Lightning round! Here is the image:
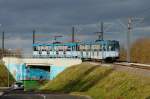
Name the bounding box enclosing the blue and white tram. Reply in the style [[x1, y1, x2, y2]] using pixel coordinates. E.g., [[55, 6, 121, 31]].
[[79, 40, 120, 61], [32, 42, 79, 58], [32, 40, 120, 61]]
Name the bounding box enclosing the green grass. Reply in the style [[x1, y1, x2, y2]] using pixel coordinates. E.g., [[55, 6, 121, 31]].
[[40, 63, 150, 99], [40, 63, 105, 92], [24, 80, 48, 91], [0, 63, 15, 87], [87, 72, 150, 99]]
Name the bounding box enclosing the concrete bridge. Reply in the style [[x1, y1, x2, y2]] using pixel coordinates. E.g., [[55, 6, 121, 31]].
[[2, 57, 82, 81]]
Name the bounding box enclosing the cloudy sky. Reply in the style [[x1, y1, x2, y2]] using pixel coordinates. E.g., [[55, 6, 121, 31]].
[[0, 0, 150, 54]]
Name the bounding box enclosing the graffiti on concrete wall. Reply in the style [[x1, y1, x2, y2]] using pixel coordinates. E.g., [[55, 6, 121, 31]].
[[5, 63, 67, 81]]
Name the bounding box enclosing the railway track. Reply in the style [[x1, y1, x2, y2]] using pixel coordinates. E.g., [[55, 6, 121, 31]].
[[86, 60, 150, 70], [88, 61, 150, 77], [114, 62, 150, 70]]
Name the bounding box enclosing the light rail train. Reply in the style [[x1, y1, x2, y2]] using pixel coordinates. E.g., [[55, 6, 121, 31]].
[[32, 40, 120, 62]]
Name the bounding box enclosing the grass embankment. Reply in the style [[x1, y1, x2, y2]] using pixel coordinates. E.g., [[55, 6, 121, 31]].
[[0, 63, 15, 87], [40, 63, 150, 99]]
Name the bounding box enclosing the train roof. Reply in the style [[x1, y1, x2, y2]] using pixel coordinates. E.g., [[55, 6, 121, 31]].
[[33, 42, 78, 47], [32, 40, 119, 47], [79, 40, 119, 45]]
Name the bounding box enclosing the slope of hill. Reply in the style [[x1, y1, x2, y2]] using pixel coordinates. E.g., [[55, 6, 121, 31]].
[[40, 63, 150, 99], [0, 63, 15, 87]]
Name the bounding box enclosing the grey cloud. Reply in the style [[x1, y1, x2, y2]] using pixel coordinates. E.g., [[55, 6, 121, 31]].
[[0, 0, 150, 54]]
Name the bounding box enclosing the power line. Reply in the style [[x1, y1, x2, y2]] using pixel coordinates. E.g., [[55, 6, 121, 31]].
[[72, 26, 75, 42], [137, 7, 150, 17], [33, 29, 35, 44], [95, 22, 104, 41]]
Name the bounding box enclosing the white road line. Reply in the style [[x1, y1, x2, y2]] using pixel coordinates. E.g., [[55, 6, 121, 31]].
[[39, 94, 46, 99]]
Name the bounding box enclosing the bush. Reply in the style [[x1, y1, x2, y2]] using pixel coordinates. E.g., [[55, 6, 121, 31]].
[[119, 38, 150, 64], [131, 38, 150, 64]]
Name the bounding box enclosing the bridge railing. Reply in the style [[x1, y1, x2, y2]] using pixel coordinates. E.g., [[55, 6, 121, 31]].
[[1, 53, 82, 59]]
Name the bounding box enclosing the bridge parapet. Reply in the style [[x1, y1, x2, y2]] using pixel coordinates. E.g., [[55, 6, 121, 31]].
[[2, 57, 82, 67], [2, 57, 82, 81]]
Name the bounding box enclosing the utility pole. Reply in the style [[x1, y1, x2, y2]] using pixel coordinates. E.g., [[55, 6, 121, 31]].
[[72, 26, 75, 42], [127, 17, 132, 63], [117, 17, 143, 63], [2, 31, 4, 57], [95, 21, 104, 41], [33, 30, 35, 44], [101, 22, 104, 40]]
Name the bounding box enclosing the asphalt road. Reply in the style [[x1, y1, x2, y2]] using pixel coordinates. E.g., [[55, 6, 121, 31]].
[[0, 90, 90, 99], [0, 94, 89, 99]]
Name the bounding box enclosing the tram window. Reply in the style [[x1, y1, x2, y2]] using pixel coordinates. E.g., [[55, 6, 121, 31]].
[[81, 51, 83, 56], [108, 46, 112, 51], [94, 49, 97, 51], [86, 52, 88, 56], [99, 45, 102, 51], [97, 51, 99, 56], [67, 49, 71, 51], [99, 48, 102, 51], [92, 51, 94, 56], [115, 42, 120, 50], [110, 42, 115, 51], [59, 49, 63, 51], [76, 46, 79, 51], [41, 46, 44, 51], [102, 44, 106, 51], [67, 46, 71, 51], [33, 47, 38, 51], [39, 51, 42, 54], [41, 46, 47, 51], [113, 43, 116, 51], [111, 41, 120, 51], [37, 46, 41, 51], [108, 43, 114, 51], [107, 43, 109, 51], [83, 49, 86, 51], [47, 51, 50, 54]]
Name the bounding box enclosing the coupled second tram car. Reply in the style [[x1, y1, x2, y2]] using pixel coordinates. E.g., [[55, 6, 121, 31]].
[[32, 40, 120, 62]]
